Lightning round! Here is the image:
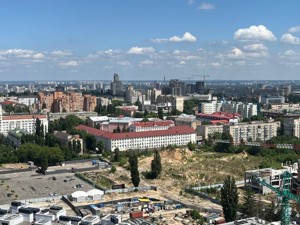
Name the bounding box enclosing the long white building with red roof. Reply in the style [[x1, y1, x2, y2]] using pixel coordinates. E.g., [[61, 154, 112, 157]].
[[129, 120, 174, 132], [0, 114, 48, 135], [76, 125, 196, 151]]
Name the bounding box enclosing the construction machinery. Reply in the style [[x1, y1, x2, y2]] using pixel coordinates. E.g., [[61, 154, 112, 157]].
[[194, 75, 209, 82], [254, 171, 300, 225]]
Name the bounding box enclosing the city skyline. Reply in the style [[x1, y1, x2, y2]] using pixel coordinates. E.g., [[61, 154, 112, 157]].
[[1, 0, 300, 81]]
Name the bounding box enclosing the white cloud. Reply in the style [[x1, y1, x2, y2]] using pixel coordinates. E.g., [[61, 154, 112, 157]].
[[140, 60, 154, 65], [127, 47, 155, 55], [281, 33, 300, 45], [179, 61, 186, 65], [59, 60, 78, 67], [51, 50, 72, 56], [117, 61, 131, 66], [32, 53, 45, 59], [288, 26, 300, 33], [234, 25, 276, 41], [243, 43, 268, 52], [279, 50, 300, 66], [169, 32, 197, 42], [187, 0, 195, 5], [152, 32, 197, 43], [227, 47, 245, 59], [198, 2, 215, 10]]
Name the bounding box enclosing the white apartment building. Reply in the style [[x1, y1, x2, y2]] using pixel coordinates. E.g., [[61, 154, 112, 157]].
[[129, 120, 174, 132], [223, 120, 280, 145], [197, 124, 224, 140], [18, 96, 38, 107], [200, 101, 221, 114], [0, 114, 48, 136], [221, 102, 257, 118], [76, 125, 196, 151]]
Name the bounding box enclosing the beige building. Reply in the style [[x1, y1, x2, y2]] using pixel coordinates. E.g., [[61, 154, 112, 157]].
[[223, 120, 281, 145], [197, 124, 224, 140], [156, 95, 184, 112], [270, 103, 300, 111], [38, 91, 97, 113], [175, 117, 201, 130]]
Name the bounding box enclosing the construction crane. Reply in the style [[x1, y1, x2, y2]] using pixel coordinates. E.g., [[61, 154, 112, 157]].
[[180, 77, 194, 81], [254, 171, 300, 225], [193, 75, 209, 82]]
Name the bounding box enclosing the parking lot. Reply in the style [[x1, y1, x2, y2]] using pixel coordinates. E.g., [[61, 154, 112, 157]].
[[0, 171, 95, 204]]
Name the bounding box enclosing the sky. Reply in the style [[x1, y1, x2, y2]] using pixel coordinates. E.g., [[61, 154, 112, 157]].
[[1, 0, 300, 81]]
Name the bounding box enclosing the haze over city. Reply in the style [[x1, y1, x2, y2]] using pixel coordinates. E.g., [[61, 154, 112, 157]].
[[1, 0, 300, 80]]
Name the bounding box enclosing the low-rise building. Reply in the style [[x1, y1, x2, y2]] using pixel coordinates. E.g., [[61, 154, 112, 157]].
[[7, 129, 28, 148], [197, 124, 224, 140], [197, 112, 240, 123], [87, 116, 109, 128], [76, 125, 196, 151], [54, 131, 83, 154]]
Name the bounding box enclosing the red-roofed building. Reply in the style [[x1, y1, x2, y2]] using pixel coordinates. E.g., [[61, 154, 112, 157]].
[[129, 120, 174, 132], [76, 125, 196, 151], [210, 120, 229, 125], [197, 112, 241, 122], [0, 100, 16, 106], [0, 114, 48, 135]]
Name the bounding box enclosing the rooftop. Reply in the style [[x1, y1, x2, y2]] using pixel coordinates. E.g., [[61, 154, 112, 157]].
[[76, 124, 196, 140], [131, 120, 174, 127]]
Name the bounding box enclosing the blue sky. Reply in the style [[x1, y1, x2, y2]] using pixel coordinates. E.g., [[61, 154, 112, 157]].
[[1, 0, 300, 81]]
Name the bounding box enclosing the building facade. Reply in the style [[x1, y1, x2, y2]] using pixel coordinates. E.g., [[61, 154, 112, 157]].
[[223, 120, 280, 145], [197, 124, 224, 140], [76, 125, 196, 151], [0, 114, 48, 136], [129, 121, 174, 132], [110, 73, 123, 96]]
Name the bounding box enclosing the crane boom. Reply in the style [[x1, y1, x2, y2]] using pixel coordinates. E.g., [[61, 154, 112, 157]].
[[254, 171, 300, 225]]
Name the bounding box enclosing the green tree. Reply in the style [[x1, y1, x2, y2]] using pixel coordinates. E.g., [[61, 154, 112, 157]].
[[85, 134, 97, 150], [38, 155, 48, 174], [96, 140, 104, 153], [241, 189, 256, 217], [135, 100, 143, 111], [35, 118, 44, 137], [188, 141, 196, 151], [114, 147, 120, 162], [221, 176, 239, 222], [129, 154, 140, 187], [76, 140, 82, 153], [143, 109, 149, 117], [42, 102, 47, 109], [265, 199, 281, 222], [158, 108, 163, 120], [150, 150, 162, 179]]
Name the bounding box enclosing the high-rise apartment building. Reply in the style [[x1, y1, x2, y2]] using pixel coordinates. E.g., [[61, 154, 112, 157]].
[[110, 73, 123, 96]]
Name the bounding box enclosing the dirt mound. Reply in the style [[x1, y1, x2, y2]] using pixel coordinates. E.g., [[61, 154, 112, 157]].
[[160, 148, 193, 163]]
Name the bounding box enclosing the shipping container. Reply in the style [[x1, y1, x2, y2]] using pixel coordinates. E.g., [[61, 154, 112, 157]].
[[129, 211, 143, 219]]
